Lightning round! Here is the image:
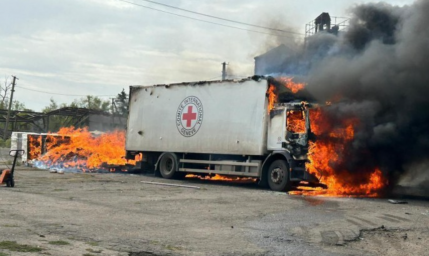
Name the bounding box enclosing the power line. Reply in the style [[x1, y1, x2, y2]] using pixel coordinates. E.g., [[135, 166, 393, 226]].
[[16, 86, 116, 97], [136, 0, 304, 35], [116, 0, 304, 38]]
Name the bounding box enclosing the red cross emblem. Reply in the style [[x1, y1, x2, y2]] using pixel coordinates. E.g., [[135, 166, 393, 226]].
[[176, 96, 203, 137], [182, 106, 197, 128]]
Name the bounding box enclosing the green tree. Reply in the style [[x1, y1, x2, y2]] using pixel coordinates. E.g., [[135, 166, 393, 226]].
[[42, 98, 59, 112], [43, 98, 67, 132], [72, 96, 110, 111], [12, 100, 27, 111], [115, 89, 128, 117]]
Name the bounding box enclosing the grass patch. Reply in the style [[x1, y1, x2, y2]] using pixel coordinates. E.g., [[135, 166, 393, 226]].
[[86, 248, 102, 253], [1, 224, 19, 228], [0, 252, 9, 256], [48, 240, 70, 246], [52, 189, 67, 192], [83, 254, 95, 256], [165, 244, 182, 251], [81, 174, 96, 179], [85, 241, 99, 246], [0, 241, 42, 252]]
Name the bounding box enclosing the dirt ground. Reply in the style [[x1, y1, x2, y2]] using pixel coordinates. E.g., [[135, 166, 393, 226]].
[[0, 167, 428, 256]]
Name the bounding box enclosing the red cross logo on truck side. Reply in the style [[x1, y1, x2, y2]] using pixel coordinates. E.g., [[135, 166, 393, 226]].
[[182, 106, 197, 128], [176, 96, 204, 137]]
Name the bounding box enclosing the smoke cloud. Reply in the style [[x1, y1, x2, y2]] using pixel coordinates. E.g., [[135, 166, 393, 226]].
[[267, 0, 429, 190]]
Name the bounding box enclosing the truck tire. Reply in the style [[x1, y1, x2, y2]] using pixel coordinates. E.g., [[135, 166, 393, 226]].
[[159, 153, 179, 179], [267, 160, 291, 192]]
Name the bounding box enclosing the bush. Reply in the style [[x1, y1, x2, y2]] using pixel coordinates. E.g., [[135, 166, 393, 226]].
[[4, 138, 11, 148], [0, 138, 11, 148]]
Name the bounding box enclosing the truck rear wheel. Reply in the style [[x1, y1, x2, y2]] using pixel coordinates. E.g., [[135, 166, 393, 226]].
[[159, 153, 179, 179], [267, 160, 291, 192]]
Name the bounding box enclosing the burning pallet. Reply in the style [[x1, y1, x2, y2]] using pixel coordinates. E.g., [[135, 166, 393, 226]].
[[11, 128, 142, 173]]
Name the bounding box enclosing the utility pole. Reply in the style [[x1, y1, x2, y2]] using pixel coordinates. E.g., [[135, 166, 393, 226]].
[[222, 62, 227, 81], [4, 76, 17, 139], [110, 98, 116, 126], [87, 96, 91, 109], [111, 98, 115, 114]]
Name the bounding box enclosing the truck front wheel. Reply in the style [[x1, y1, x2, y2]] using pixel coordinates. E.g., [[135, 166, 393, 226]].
[[159, 153, 179, 179], [267, 160, 291, 192]]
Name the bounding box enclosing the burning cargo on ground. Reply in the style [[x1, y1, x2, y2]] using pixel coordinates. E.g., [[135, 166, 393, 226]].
[[12, 128, 141, 173]]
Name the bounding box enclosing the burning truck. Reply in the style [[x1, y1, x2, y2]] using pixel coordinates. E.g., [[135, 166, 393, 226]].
[[14, 76, 385, 196], [125, 76, 322, 191]]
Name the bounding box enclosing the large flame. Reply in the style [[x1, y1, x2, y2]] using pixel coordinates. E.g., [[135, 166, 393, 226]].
[[290, 108, 387, 197], [266, 77, 387, 197], [287, 110, 306, 134], [267, 77, 305, 112], [28, 135, 42, 160], [36, 127, 139, 172]]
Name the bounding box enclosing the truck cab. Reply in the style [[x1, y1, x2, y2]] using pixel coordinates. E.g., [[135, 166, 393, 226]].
[[268, 102, 311, 158], [264, 102, 318, 191]]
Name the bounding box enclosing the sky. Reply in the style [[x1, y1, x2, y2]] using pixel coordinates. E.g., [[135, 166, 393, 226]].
[[1, 0, 415, 111]]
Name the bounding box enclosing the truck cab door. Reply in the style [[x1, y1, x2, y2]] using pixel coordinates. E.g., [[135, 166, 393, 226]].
[[267, 108, 286, 151]]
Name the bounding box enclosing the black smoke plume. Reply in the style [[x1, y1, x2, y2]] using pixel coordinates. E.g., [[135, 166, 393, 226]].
[[268, 0, 429, 192]]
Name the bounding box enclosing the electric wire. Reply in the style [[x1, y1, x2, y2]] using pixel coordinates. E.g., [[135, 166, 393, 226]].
[[136, 0, 304, 35], [116, 0, 304, 38], [16, 86, 116, 97]]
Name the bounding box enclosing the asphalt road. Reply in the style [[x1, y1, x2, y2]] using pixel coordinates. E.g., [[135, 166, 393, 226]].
[[0, 168, 428, 256]]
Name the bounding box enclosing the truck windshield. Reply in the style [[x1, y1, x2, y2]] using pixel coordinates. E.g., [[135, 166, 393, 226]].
[[286, 110, 306, 134]]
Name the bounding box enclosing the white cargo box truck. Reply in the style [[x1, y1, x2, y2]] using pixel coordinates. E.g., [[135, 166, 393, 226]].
[[125, 77, 319, 191]]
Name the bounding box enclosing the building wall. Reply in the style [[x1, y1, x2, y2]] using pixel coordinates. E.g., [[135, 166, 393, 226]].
[[254, 44, 293, 76], [88, 115, 127, 132]]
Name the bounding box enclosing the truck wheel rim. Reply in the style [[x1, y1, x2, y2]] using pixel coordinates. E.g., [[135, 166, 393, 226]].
[[164, 158, 174, 174], [271, 168, 283, 184]]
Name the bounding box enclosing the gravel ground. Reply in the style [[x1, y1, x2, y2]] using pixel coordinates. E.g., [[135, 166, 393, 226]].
[[0, 168, 428, 256]]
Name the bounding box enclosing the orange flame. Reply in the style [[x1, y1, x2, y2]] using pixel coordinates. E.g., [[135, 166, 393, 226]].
[[290, 108, 388, 197], [267, 85, 277, 112], [28, 135, 42, 160], [37, 127, 140, 172], [287, 110, 306, 133], [278, 77, 305, 94], [186, 174, 257, 182], [267, 77, 305, 113]]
